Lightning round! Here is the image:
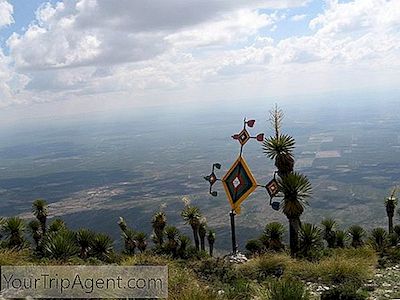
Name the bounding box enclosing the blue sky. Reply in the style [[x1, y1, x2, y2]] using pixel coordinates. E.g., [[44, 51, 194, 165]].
[[0, 0, 399, 117]]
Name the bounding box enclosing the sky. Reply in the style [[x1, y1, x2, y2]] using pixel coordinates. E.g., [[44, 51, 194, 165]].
[[0, 0, 399, 118]]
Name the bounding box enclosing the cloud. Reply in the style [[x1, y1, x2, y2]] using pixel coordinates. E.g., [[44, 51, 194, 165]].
[[0, 0, 13, 28], [291, 14, 307, 22]]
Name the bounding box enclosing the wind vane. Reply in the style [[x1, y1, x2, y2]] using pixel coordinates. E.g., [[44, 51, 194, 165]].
[[204, 118, 281, 254]]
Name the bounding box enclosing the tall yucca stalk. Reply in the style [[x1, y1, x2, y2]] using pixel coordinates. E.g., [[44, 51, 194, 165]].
[[32, 199, 48, 237], [385, 188, 397, 234]]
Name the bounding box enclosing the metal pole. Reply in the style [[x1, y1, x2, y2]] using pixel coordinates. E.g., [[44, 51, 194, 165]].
[[230, 210, 237, 254]]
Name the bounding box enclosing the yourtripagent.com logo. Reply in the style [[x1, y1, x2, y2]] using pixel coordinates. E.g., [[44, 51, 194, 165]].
[[0, 265, 168, 298]]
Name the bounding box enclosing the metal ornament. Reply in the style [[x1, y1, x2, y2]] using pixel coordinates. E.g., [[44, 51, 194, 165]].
[[204, 163, 221, 196]]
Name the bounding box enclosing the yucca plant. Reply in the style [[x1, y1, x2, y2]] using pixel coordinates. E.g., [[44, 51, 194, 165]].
[[335, 230, 347, 248], [151, 211, 167, 246], [181, 205, 202, 251], [48, 218, 66, 233], [278, 172, 312, 256], [4, 217, 25, 249], [164, 225, 180, 256], [90, 233, 113, 261], [298, 223, 323, 259], [394, 224, 400, 240], [369, 227, 388, 252], [177, 235, 191, 258], [263, 222, 285, 251], [263, 106, 295, 178], [28, 220, 42, 251], [76, 228, 95, 259], [32, 199, 48, 236], [43, 230, 79, 260], [348, 225, 365, 248], [321, 218, 337, 248], [118, 217, 136, 255], [207, 229, 216, 257], [135, 232, 147, 253], [198, 220, 207, 252], [385, 188, 397, 234]]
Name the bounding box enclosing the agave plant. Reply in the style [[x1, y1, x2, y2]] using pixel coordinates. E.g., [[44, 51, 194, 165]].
[[91, 233, 114, 261], [207, 229, 216, 257], [28, 219, 42, 250], [177, 235, 191, 258], [335, 230, 347, 248], [151, 211, 167, 246], [181, 205, 202, 251], [164, 225, 180, 256], [369, 227, 388, 252], [348, 225, 365, 248], [135, 232, 147, 253], [263, 222, 285, 251], [3, 217, 26, 249], [278, 172, 312, 256], [76, 228, 95, 259], [198, 219, 207, 252], [385, 188, 397, 234], [32, 199, 48, 236], [298, 223, 323, 259], [43, 230, 79, 260], [321, 218, 337, 248]]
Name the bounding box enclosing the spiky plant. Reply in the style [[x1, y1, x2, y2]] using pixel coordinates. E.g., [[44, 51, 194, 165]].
[[117, 217, 136, 255], [394, 225, 400, 238], [135, 232, 147, 253], [263, 222, 285, 251], [91, 233, 113, 261], [4, 217, 25, 249], [278, 172, 312, 256], [263, 134, 295, 178], [348, 225, 365, 248], [207, 229, 216, 257], [48, 218, 66, 234], [43, 230, 79, 260], [298, 223, 323, 259], [335, 230, 347, 248], [32, 199, 48, 236], [165, 225, 180, 256], [151, 212, 167, 246], [177, 235, 191, 258], [321, 218, 337, 248], [76, 229, 95, 259], [198, 220, 207, 252], [181, 205, 202, 251], [369, 227, 388, 252], [385, 188, 397, 234], [28, 220, 42, 251]]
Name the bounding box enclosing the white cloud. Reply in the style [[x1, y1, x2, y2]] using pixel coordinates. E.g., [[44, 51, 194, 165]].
[[0, 0, 13, 28], [291, 14, 307, 22]]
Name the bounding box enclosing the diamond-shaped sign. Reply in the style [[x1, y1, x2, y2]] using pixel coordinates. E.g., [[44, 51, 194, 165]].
[[237, 129, 250, 146], [222, 156, 257, 213], [265, 178, 279, 198]]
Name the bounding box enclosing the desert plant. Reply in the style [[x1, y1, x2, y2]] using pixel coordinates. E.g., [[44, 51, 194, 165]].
[[28, 219, 42, 251], [43, 230, 79, 260], [181, 205, 202, 251], [198, 220, 207, 251], [335, 230, 347, 248], [32, 199, 48, 236], [48, 218, 66, 233], [265, 277, 310, 300], [207, 229, 216, 257], [385, 188, 397, 234], [320, 284, 367, 300], [394, 224, 400, 237], [118, 217, 136, 255], [165, 226, 180, 256], [90, 233, 113, 261], [369, 227, 388, 252], [263, 222, 285, 251], [348, 225, 365, 248], [76, 228, 95, 259], [177, 235, 191, 258], [321, 218, 337, 248], [298, 223, 323, 259], [278, 172, 312, 256], [135, 232, 147, 253], [3, 217, 25, 249], [246, 239, 264, 255], [151, 211, 166, 246]]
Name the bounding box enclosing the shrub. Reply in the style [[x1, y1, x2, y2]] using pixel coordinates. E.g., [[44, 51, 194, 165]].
[[246, 239, 264, 255], [368, 227, 388, 252], [263, 222, 285, 251], [298, 223, 323, 260], [194, 258, 239, 284], [43, 230, 79, 260], [264, 278, 310, 300], [348, 225, 365, 248]]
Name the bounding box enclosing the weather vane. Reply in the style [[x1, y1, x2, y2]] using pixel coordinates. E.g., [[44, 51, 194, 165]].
[[204, 118, 282, 254]]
